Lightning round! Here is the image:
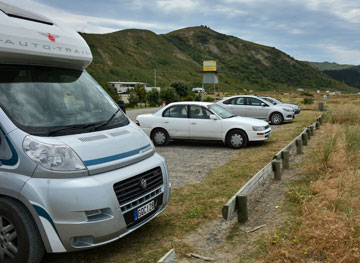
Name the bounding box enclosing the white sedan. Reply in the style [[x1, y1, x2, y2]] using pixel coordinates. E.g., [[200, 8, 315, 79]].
[[136, 102, 271, 149]]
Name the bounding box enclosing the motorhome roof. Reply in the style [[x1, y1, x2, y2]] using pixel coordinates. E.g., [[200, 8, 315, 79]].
[[0, 2, 92, 70]]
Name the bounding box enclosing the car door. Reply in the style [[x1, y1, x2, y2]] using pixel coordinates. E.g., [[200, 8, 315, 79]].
[[227, 97, 247, 116], [189, 105, 221, 139], [246, 97, 268, 119], [162, 105, 189, 138]]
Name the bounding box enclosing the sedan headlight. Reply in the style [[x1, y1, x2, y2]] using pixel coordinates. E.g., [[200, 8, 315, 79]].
[[282, 108, 292, 112], [252, 126, 266, 131], [23, 136, 86, 171]]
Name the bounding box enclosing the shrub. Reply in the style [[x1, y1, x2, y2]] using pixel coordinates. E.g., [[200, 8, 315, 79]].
[[204, 96, 214, 102], [128, 90, 139, 107], [170, 81, 189, 98], [160, 87, 179, 104], [146, 89, 160, 106], [302, 97, 314, 104]]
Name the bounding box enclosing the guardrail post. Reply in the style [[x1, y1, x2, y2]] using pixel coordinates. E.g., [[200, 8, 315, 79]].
[[302, 133, 308, 145], [282, 150, 290, 169], [309, 126, 314, 136], [236, 194, 248, 223], [306, 128, 311, 140], [272, 160, 281, 180], [316, 122, 320, 129], [296, 138, 303, 154]]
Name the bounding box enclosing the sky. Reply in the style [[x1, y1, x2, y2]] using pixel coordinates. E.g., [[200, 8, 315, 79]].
[[2, 0, 360, 65]]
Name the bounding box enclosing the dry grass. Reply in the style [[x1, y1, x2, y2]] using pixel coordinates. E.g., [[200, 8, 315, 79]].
[[263, 105, 360, 263]]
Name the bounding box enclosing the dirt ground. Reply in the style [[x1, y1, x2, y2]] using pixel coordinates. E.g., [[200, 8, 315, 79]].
[[174, 128, 323, 263]]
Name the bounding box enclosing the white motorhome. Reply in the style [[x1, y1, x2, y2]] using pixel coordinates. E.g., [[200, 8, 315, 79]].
[[0, 3, 170, 262]]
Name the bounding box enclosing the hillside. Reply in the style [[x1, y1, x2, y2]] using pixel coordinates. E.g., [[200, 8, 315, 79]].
[[323, 69, 360, 89], [309, 61, 354, 71], [82, 26, 354, 93]]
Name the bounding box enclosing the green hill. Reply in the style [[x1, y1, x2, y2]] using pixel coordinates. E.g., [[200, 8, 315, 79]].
[[82, 26, 354, 93], [309, 62, 354, 71], [323, 69, 360, 89]]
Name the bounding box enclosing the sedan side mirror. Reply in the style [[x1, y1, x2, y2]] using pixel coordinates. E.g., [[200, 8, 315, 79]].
[[210, 114, 218, 120], [261, 103, 266, 107]]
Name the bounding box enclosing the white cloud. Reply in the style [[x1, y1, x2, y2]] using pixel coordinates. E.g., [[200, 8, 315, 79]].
[[156, 0, 199, 12], [317, 44, 360, 64]]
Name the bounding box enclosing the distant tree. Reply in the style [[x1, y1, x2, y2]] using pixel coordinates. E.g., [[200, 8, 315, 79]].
[[171, 81, 189, 98], [160, 87, 178, 104], [101, 82, 119, 102], [134, 84, 147, 103], [128, 90, 139, 106], [147, 89, 160, 106]]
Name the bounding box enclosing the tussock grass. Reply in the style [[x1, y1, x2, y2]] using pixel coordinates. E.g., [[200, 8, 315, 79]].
[[326, 104, 360, 125], [264, 120, 360, 263]]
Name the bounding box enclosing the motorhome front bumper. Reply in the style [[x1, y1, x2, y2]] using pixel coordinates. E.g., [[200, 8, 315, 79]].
[[21, 153, 171, 252]]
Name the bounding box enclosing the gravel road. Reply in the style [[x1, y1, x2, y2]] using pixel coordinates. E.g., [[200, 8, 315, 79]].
[[126, 108, 239, 189]]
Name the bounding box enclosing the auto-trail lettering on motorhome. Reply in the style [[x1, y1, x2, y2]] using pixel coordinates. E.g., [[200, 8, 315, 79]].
[[0, 2, 171, 262]]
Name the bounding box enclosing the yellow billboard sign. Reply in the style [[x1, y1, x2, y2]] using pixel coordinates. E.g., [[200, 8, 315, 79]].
[[203, 60, 216, 72]]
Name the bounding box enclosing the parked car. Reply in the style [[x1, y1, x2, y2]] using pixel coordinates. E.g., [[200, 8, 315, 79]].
[[0, 4, 170, 263], [117, 99, 126, 113], [259, 96, 301, 114], [136, 102, 271, 149], [217, 95, 295, 125]]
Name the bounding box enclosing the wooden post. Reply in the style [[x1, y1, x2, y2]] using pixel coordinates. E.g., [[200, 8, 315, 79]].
[[236, 194, 248, 223], [296, 138, 303, 154], [282, 150, 290, 169], [309, 126, 314, 136], [302, 133, 308, 145], [306, 129, 311, 140], [316, 122, 320, 129], [319, 116, 323, 125], [272, 160, 281, 180]]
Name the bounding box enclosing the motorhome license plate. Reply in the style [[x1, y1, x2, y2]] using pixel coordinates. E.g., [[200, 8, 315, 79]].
[[133, 200, 155, 221]]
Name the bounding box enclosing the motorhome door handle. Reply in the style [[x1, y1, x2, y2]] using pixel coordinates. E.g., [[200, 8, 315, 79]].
[[164, 121, 169, 124], [191, 123, 196, 125]]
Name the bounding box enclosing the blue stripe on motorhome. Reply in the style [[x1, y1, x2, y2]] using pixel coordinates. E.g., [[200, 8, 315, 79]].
[[32, 204, 59, 236], [0, 126, 19, 166], [84, 144, 151, 166]]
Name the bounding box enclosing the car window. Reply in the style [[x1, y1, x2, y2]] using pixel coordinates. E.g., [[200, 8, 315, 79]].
[[222, 98, 233, 105], [189, 106, 211, 119], [233, 97, 245, 105], [247, 98, 263, 106], [163, 105, 188, 118]]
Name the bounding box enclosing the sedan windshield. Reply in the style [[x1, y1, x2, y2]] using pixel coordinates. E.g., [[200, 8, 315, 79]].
[[263, 97, 276, 105], [208, 104, 234, 119], [0, 65, 129, 136]]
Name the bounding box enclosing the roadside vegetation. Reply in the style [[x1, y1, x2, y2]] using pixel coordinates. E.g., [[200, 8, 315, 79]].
[[257, 98, 360, 263]]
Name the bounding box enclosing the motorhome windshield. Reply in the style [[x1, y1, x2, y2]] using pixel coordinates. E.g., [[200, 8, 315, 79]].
[[0, 65, 129, 136]]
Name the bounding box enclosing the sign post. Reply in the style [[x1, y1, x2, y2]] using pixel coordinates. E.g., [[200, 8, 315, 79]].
[[202, 60, 218, 101]]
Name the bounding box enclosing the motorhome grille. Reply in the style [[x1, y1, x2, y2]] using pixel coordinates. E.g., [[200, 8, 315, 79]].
[[113, 167, 163, 206]]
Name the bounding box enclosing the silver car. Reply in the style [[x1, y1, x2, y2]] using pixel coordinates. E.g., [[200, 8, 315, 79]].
[[218, 95, 295, 125], [259, 96, 301, 114]]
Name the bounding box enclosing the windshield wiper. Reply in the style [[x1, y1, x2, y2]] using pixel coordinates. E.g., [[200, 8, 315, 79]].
[[47, 124, 91, 136], [90, 109, 121, 131]]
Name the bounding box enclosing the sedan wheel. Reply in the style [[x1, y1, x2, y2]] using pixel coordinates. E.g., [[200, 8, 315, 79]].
[[270, 112, 283, 125], [227, 130, 248, 149], [151, 129, 170, 146]]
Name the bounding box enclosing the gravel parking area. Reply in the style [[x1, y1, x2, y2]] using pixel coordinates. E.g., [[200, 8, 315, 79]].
[[156, 141, 237, 189]]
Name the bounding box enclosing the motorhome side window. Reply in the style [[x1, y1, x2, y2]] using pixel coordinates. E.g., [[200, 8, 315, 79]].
[[0, 65, 129, 136]]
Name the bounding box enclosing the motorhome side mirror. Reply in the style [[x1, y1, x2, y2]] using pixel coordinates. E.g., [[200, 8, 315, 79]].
[[210, 115, 218, 120]]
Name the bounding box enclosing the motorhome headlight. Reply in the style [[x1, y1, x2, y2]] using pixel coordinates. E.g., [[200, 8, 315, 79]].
[[252, 126, 266, 131], [23, 136, 86, 171]]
